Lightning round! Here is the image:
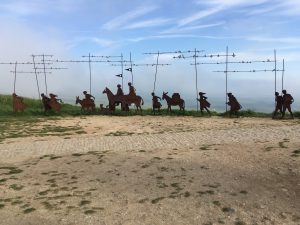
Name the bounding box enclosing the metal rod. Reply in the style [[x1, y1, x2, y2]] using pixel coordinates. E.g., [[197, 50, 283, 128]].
[[130, 52, 133, 84], [42, 54, 48, 95], [225, 46, 229, 112], [121, 53, 124, 89], [13, 62, 17, 93], [194, 48, 199, 111], [153, 51, 160, 93], [274, 49, 277, 94], [282, 59, 285, 91], [32, 55, 41, 101], [88, 53, 92, 94]]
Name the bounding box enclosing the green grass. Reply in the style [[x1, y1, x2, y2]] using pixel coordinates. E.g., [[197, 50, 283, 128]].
[[2, 94, 300, 118]]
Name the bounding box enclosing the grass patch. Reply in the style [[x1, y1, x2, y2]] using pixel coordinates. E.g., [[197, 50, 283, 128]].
[[0, 167, 23, 175], [84, 209, 96, 214], [79, 200, 91, 206], [23, 207, 36, 214], [222, 207, 235, 213], [0, 204, 5, 209], [151, 197, 165, 204], [279, 141, 288, 149], [105, 131, 135, 136], [9, 184, 24, 191]]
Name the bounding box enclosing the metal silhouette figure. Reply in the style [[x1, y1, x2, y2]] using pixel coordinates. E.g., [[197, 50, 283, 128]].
[[49, 93, 62, 112], [41, 93, 52, 113], [151, 92, 162, 114], [162, 92, 185, 112], [75, 96, 95, 112], [197, 92, 211, 116], [281, 89, 294, 119], [12, 93, 26, 113], [83, 91, 95, 103], [272, 92, 283, 119], [227, 92, 242, 117], [99, 104, 113, 114], [114, 84, 124, 108], [128, 82, 136, 97], [102, 87, 143, 112]]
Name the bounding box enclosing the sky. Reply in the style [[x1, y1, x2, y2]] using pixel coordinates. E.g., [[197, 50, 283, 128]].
[[1, 0, 300, 111]]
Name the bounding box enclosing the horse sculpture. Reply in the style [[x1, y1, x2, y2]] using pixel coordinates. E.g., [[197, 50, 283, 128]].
[[162, 92, 185, 112], [75, 96, 95, 112], [102, 87, 144, 112]]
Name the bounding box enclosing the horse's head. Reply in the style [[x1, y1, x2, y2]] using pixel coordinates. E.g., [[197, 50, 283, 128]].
[[75, 96, 80, 104], [102, 87, 108, 94], [162, 91, 168, 100]]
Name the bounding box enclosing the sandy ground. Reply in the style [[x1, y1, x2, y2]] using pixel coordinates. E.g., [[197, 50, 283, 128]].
[[0, 116, 299, 225]]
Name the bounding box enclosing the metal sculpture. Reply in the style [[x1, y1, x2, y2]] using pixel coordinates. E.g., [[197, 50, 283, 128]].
[[227, 93, 242, 117], [272, 92, 283, 119], [99, 104, 113, 114], [281, 90, 294, 119], [102, 87, 143, 112], [12, 93, 26, 113], [162, 92, 185, 112], [41, 93, 52, 113], [48, 93, 62, 112], [75, 96, 96, 112], [197, 92, 211, 116], [151, 92, 162, 114]]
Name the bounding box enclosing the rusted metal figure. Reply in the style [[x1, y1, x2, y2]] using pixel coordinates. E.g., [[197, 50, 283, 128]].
[[99, 104, 112, 114], [75, 96, 96, 112], [102, 87, 143, 112], [227, 92, 242, 117], [162, 92, 185, 112], [281, 89, 294, 119], [151, 92, 162, 114], [41, 93, 52, 112], [49, 93, 62, 112], [128, 82, 136, 97], [83, 91, 95, 103], [12, 93, 26, 112], [272, 92, 283, 119], [197, 92, 211, 116], [114, 84, 124, 108]]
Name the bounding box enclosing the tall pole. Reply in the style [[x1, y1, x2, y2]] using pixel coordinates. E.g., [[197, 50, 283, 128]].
[[153, 51, 160, 93], [282, 59, 284, 91], [32, 55, 41, 101], [194, 48, 199, 111], [13, 62, 17, 93], [121, 53, 124, 89], [88, 53, 92, 94], [42, 54, 48, 95], [225, 46, 229, 112], [274, 49, 277, 93], [130, 52, 133, 84]]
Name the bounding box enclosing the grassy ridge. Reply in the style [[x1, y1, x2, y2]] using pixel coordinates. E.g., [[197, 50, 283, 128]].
[[1, 94, 299, 118], [0, 94, 81, 117]]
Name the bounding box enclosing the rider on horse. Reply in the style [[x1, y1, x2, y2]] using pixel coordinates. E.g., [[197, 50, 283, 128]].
[[128, 82, 136, 96], [83, 91, 95, 104]]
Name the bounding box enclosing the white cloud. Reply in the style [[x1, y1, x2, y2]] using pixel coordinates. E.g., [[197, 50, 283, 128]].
[[162, 21, 225, 34], [123, 18, 171, 30], [102, 5, 158, 31], [178, 6, 224, 27]]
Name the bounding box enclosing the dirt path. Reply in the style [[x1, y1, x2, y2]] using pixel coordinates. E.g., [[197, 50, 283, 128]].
[[0, 116, 299, 225]]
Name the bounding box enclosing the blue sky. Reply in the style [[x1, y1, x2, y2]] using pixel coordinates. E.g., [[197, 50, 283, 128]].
[[1, 0, 300, 111]]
